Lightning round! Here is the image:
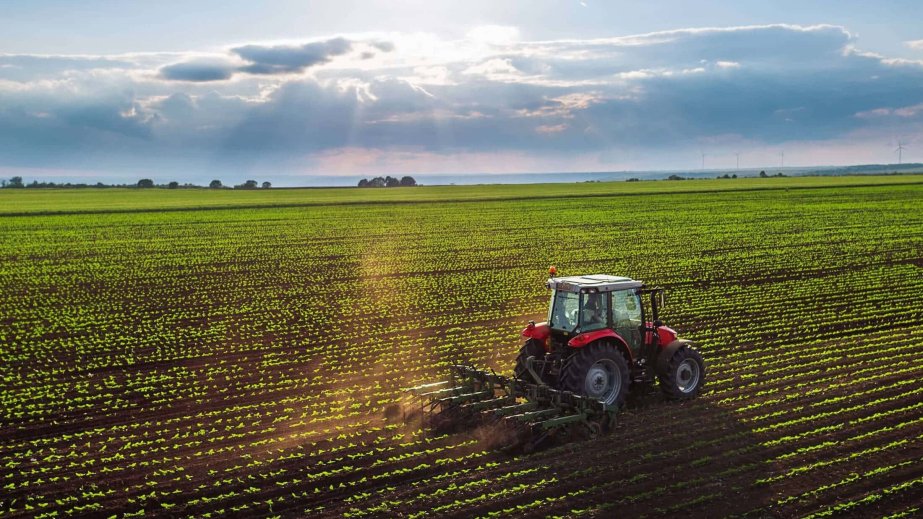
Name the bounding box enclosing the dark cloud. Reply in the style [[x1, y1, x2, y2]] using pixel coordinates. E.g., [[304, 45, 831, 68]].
[[159, 61, 236, 81], [232, 37, 352, 75], [370, 40, 395, 52], [157, 37, 361, 82]]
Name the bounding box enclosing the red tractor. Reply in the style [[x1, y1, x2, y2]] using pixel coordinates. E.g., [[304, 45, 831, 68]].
[[407, 269, 705, 449], [517, 269, 705, 407]]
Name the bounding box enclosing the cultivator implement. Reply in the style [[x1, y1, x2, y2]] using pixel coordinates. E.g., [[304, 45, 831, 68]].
[[405, 365, 616, 452]]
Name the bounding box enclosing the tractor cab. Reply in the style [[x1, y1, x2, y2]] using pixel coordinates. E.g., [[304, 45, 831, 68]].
[[545, 274, 647, 356]]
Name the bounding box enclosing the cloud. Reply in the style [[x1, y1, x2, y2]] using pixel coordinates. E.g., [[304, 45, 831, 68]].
[[3, 24, 923, 182], [232, 37, 352, 75], [462, 58, 522, 81], [370, 40, 395, 52], [855, 102, 923, 119], [906, 39, 923, 50], [159, 60, 236, 82], [0, 54, 143, 85], [157, 37, 369, 82], [466, 25, 520, 45]]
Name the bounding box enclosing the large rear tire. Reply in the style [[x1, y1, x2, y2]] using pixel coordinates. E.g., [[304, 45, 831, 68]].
[[658, 346, 706, 399], [514, 339, 547, 383], [559, 341, 630, 408]]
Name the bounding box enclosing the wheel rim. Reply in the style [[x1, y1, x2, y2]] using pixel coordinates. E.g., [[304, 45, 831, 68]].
[[675, 359, 700, 394], [584, 359, 621, 405]]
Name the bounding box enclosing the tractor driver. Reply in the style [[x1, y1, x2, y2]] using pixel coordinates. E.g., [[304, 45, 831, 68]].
[[582, 293, 604, 328]]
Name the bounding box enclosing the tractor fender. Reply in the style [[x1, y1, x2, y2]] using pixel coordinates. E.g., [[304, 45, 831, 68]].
[[568, 329, 633, 362], [656, 339, 694, 374]]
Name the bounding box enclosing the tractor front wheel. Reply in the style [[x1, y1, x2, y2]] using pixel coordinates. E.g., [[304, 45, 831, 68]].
[[559, 341, 630, 408], [658, 346, 706, 399]]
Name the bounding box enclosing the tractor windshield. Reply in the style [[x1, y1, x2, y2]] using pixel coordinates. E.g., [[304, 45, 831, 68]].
[[548, 290, 580, 332]]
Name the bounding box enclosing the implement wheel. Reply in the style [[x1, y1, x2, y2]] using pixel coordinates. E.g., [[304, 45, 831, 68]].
[[658, 346, 706, 399], [559, 341, 630, 408], [514, 339, 547, 384]]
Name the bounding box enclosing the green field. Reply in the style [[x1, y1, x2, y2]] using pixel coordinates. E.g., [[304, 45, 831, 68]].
[[1, 177, 922, 518], [3, 174, 923, 215]]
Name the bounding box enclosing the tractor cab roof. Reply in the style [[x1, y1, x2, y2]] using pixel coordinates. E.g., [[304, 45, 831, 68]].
[[546, 274, 643, 293]]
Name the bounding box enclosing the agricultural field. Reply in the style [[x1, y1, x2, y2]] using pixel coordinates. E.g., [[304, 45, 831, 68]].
[[1, 176, 922, 518]]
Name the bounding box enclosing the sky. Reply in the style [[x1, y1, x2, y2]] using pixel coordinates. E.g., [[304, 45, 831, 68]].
[[2, 0, 923, 186]]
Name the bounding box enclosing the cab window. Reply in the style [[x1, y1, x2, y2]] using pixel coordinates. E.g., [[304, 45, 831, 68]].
[[579, 292, 608, 332], [612, 289, 643, 349]]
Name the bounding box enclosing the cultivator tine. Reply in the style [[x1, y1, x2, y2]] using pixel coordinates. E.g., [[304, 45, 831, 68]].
[[408, 380, 450, 392], [439, 389, 494, 405], [535, 413, 588, 430], [506, 408, 560, 422], [417, 386, 464, 398], [490, 401, 538, 417], [461, 396, 515, 411]]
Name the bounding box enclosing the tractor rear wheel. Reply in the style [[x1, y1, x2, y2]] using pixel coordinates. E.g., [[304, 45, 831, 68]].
[[658, 346, 706, 399], [559, 341, 630, 408], [514, 339, 547, 384]]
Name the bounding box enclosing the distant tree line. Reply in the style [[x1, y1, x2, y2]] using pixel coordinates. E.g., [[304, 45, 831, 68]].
[[357, 176, 416, 187], [1, 176, 272, 189]]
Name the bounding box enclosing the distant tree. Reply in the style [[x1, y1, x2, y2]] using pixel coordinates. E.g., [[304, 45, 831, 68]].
[[209, 179, 223, 189], [759, 170, 768, 178], [262, 181, 271, 189], [137, 178, 155, 188], [626, 178, 640, 182], [7, 176, 23, 188], [235, 180, 258, 189], [667, 174, 685, 181], [96, 182, 105, 187], [358, 178, 369, 187], [732, 174, 737, 179], [399, 176, 417, 187], [167, 181, 179, 189], [369, 177, 386, 187], [385, 176, 400, 187], [775, 172, 786, 177]]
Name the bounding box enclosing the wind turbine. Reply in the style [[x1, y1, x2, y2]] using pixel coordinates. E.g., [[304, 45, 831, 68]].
[[701, 151, 706, 170], [779, 151, 785, 170], [735, 152, 740, 171], [896, 141, 906, 165]]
